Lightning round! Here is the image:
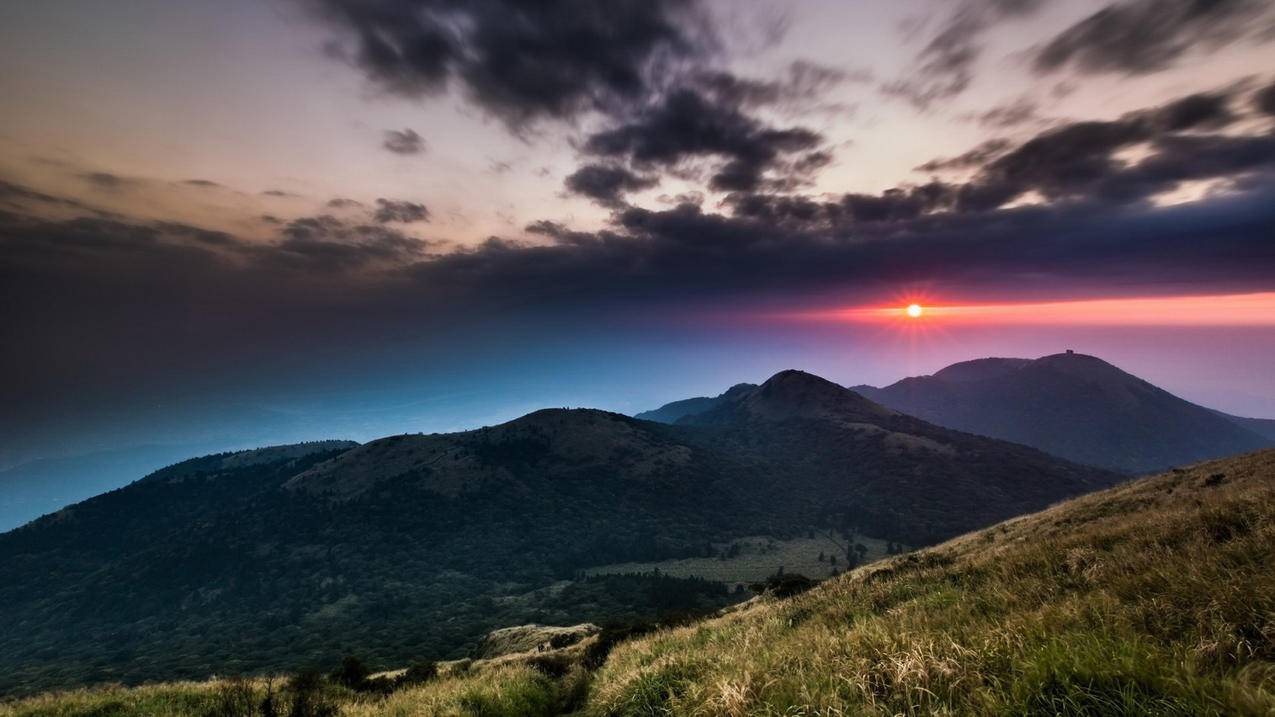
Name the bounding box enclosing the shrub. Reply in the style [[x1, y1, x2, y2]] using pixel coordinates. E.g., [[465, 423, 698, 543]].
[[332, 655, 370, 690], [749, 572, 816, 598], [397, 661, 438, 687], [285, 671, 337, 717]]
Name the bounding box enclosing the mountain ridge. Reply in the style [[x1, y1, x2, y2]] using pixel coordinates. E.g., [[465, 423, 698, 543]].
[[633, 352, 1269, 474], [0, 369, 1117, 694]]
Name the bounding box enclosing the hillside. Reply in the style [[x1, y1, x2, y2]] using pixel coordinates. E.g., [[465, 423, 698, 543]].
[[587, 448, 1275, 716], [848, 352, 1271, 473], [633, 383, 756, 424], [6, 450, 1271, 717], [0, 371, 1116, 695], [675, 370, 1116, 543]]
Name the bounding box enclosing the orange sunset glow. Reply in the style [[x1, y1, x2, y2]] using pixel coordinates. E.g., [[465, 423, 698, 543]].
[[783, 292, 1275, 327]]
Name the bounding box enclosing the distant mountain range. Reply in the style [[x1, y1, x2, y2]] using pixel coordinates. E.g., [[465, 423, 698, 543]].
[[641, 352, 1273, 474], [0, 371, 1115, 695]]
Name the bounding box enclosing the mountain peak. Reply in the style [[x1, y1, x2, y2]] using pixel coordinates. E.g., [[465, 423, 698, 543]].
[[931, 357, 1032, 383], [759, 368, 839, 389], [863, 352, 1270, 473], [716, 369, 894, 423]]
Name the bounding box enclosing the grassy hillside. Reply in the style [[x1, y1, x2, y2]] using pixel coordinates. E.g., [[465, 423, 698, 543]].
[[589, 449, 1275, 716], [6, 450, 1271, 716]]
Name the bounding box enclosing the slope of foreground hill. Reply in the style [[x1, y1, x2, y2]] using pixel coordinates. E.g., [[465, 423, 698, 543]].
[[847, 351, 1272, 474], [3, 450, 1271, 717], [0, 371, 1116, 696], [588, 449, 1275, 716]]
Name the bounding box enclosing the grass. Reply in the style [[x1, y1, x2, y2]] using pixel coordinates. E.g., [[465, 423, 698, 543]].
[[0, 668, 571, 717], [586, 450, 1275, 716], [4, 450, 1273, 716], [0, 682, 231, 717], [340, 667, 572, 717]]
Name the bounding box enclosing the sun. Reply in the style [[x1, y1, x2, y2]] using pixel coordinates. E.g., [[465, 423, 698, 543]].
[[905, 303, 924, 318]]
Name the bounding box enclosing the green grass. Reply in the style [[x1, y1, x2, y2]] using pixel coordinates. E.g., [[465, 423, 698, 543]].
[[5, 450, 1274, 716], [586, 451, 1275, 716]]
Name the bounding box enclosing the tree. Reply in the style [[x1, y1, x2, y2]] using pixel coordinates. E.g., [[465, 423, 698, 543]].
[[334, 655, 369, 689]]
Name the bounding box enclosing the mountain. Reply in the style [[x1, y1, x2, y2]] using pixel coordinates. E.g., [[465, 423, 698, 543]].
[[675, 370, 1116, 542], [0, 373, 1117, 695], [1216, 410, 1275, 442], [8, 450, 1272, 717], [633, 382, 757, 423], [844, 352, 1271, 474]]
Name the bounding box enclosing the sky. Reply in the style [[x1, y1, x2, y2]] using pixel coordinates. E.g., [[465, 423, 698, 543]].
[[2, 0, 1275, 471]]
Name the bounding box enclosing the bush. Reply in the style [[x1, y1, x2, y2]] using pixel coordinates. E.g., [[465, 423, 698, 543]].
[[286, 671, 338, 717], [333, 655, 369, 689], [397, 661, 438, 687], [749, 572, 816, 598]]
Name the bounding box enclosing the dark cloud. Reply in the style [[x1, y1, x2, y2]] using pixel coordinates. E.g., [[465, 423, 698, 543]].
[[1255, 81, 1275, 115], [726, 88, 1259, 220], [153, 221, 237, 246], [885, 0, 1047, 108], [278, 225, 426, 269], [79, 172, 138, 191], [950, 89, 1244, 209], [693, 60, 857, 114], [262, 189, 301, 198], [301, 0, 711, 129], [382, 128, 427, 155], [656, 191, 705, 207], [326, 197, 364, 209], [1033, 0, 1271, 76], [409, 182, 1275, 306], [916, 139, 1013, 173], [1097, 133, 1275, 200], [564, 164, 659, 207], [582, 87, 823, 193], [1147, 90, 1237, 132], [972, 98, 1042, 128], [1, 180, 89, 210], [181, 179, 224, 188], [373, 198, 430, 223]]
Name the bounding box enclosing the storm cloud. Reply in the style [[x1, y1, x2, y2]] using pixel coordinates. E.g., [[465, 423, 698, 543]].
[[382, 128, 427, 155], [564, 164, 660, 207], [582, 87, 824, 193], [373, 198, 430, 223], [1034, 0, 1273, 76], [301, 0, 712, 129]]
